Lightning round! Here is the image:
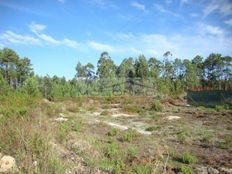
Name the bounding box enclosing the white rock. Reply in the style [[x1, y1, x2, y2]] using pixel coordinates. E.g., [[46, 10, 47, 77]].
[[166, 116, 181, 120], [54, 117, 68, 122], [0, 155, 17, 173], [59, 113, 65, 117]]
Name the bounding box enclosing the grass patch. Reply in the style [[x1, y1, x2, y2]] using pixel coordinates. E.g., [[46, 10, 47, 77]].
[[150, 100, 162, 111], [145, 126, 161, 132], [122, 128, 137, 142], [177, 129, 189, 144], [132, 164, 152, 174], [179, 152, 198, 164]]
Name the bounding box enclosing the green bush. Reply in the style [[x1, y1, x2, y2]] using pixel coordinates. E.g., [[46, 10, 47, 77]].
[[150, 100, 162, 111], [145, 126, 161, 132], [107, 128, 118, 136], [180, 152, 198, 164], [122, 128, 137, 142], [132, 164, 152, 174], [176, 165, 192, 174], [177, 129, 189, 143]]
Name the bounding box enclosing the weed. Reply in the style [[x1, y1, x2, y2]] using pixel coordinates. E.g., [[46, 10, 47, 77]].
[[104, 140, 119, 159], [145, 126, 161, 132], [107, 128, 118, 136], [176, 165, 192, 174], [201, 131, 214, 144], [179, 152, 198, 164], [122, 128, 137, 142], [177, 129, 189, 143], [122, 105, 144, 114], [100, 110, 109, 116], [216, 134, 232, 149], [132, 164, 152, 174], [215, 105, 225, 112], [72, 120, 81, 132], [150, 100, 162, 111]]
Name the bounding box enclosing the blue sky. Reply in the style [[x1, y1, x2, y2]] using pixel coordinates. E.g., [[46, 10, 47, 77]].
[[0, 0, 232, 79]]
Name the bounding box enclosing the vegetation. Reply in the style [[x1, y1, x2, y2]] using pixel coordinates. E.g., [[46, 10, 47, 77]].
[[0, 48, 231, 173]]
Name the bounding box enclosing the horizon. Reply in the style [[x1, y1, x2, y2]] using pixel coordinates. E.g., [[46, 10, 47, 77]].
[[1, 0, 232, 79]]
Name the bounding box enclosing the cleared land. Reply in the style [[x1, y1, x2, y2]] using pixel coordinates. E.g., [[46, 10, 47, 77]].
[[1, 96, 232, 174]]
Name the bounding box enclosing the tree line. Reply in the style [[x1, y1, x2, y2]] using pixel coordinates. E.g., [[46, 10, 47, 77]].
[[0, 48, 231, 100]]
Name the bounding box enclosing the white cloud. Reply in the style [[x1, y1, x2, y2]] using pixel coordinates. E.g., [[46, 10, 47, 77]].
[[88, 41, 114, 52], [224, 19, 232, 26], [131, 1, 146, 12], [63, 38, 79, 48], [198, 24, 224, 35], [153, 3, 180, 17], [204, 0, 232, 17], [37, 33, 60, 45], [0, 31, 40, 45], [29, 22, 47, 34], [108, 31, 232, 59]]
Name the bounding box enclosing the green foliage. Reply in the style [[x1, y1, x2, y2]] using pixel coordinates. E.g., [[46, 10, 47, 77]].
[[122, 128, 137, 142], [176, 165, 192, 174], [107, 128, 118, 136], [145, 126, 161, 132], [0, 73, 10, 95], [132, 164, 152, 174], [201, 131, 214, 144], [177, 129, 189, 143], [215, 105, 225, 112], [22, 77, 40, 97], [179, 152, 198, 164], [150, 100, 162, 111]]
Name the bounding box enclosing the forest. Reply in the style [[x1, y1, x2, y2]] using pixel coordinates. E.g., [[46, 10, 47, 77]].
[[1, 48, 232, 99]]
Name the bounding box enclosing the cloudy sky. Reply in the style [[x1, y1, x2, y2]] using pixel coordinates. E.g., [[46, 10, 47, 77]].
[[0, 0, 232, 79]]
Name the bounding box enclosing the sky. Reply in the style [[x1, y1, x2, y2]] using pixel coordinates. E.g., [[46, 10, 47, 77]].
[[0, 0, 232, 79]]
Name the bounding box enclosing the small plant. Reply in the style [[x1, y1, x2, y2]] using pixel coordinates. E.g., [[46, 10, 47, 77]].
[[72, 121, 81, 132], [132, 164, 152, 174], [104, 140, 119, 159], [177, 129, 189, 143], [150, 100, 162, 111], [145, 126, 161, 132], [201, 131, 214, 144], [126, 146, 139, 158], [176, 165, 192, 174], [216, 134, 232, 149], [107, 128, 118, 136], [122, 128, 137, 142], [179, 152, 198, 164], [215, 105, 225, 112], [100, 110, 109, 116]]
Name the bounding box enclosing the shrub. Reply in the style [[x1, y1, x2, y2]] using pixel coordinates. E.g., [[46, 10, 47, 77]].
[[215, 105, 225, 112], [177, 129, 189, 143], [122, 128, 137, 142], [180, 152, 198, 164], [201, 131, 214, 144], [176, 165, 192, 174], [107, 128, 118, 136], [145, 126, 161, 132], [150, 100, 162, 111], [133, 164, 152, 174]]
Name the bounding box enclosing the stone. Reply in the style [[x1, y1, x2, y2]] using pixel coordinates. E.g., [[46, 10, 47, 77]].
[[0, 155, 17, 173], [207, 167, 219, 174], [220, 168, 232, 174]]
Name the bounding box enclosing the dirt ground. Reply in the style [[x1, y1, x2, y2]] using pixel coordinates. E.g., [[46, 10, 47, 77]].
[[47, 96, 232, 174]]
